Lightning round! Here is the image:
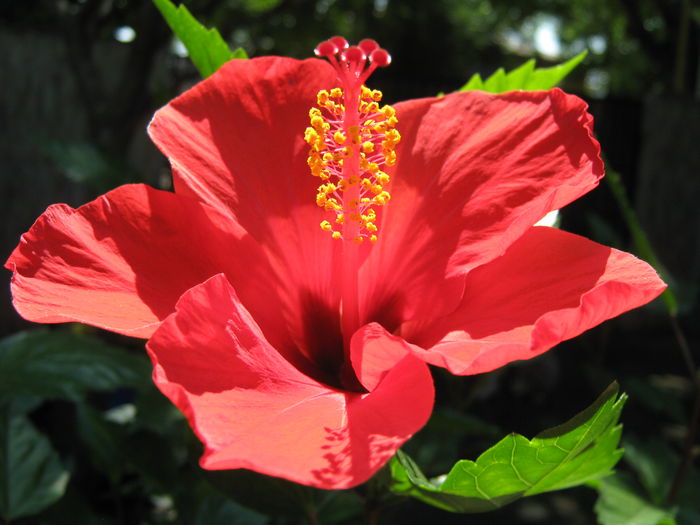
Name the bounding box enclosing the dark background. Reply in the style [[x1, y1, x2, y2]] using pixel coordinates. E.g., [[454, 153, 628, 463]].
[[0, 1, 698, 523]]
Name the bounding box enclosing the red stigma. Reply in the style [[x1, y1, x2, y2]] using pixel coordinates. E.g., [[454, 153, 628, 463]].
[[314, 36, 392, 85], [370, 48, 391, 67], [329, 36, 349, 51], [358, 39, 379, 54], [343, 46, 366, 64], [314, 40, 338, 57]]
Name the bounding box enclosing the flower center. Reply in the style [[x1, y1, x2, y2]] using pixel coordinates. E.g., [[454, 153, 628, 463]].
[[304, 37, 399, 244]]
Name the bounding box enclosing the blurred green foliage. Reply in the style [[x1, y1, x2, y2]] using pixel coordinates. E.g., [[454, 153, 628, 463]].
[[2, 0, 697, 98]]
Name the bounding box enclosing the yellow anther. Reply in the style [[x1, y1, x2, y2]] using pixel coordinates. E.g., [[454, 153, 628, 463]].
[[361, 141, 375, 153], [311, 116, 325, 129], [330, 88, 342, 98], [366, 222, 378, 233], [322, 152, 334, 163], [371, 184, 383, 195], [332, 231, 342, 239], [317, 90, 330, 105], [385, 129, 401, 142], [370, 234, 378, 243], [320, 220, 332, 231], [304, 127, 317, 143], [381, 105, 395, 118], [333, 131, 346, 144], [373, 191, 391, 205], [336, 213, 345, 224], [385, 150, 397, 166], [376, 172, 390, 185]]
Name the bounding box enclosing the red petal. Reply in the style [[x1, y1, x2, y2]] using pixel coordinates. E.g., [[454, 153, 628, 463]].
[[148, 56, 335, 229], [402, 226, 666, 375], [148, 56, 347, 357], [147, 274, 433, 489], [4, 184, 280, 341], [350, 322, 425, 391], [360, 89, 604, 327]]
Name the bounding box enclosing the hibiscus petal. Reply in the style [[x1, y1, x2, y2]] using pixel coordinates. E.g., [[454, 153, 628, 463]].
[[361, 89, 604, 327], [148, 56, 335, 219], [4, 184, 280, 341], [148, 56, 347, 361], [146, 273, 433, 489], [350, 322, 428, 392], [402, 226, 666, 375]]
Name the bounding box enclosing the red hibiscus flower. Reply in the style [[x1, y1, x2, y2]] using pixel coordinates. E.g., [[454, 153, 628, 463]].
[[5, 37, 665, 489]]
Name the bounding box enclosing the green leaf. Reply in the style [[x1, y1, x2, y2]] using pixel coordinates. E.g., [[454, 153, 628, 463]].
[[0, 329, 150, 401], [594, 472, 676, 525], [204, 469, 362, 522], [230, 47, 248, 59], [205, 470, 313, 518], [27, 485, 119, 525], [190, 493, 267, 525], [0, 401, 70, 520], [152, 0, 247, 78], [40, 140, 133, 192], [76, 404, 129, 484], [594, 436, 700, 524], [389, 383, 626, 513], [622, 438, 677, 505], [458, 50, 588, 93]]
